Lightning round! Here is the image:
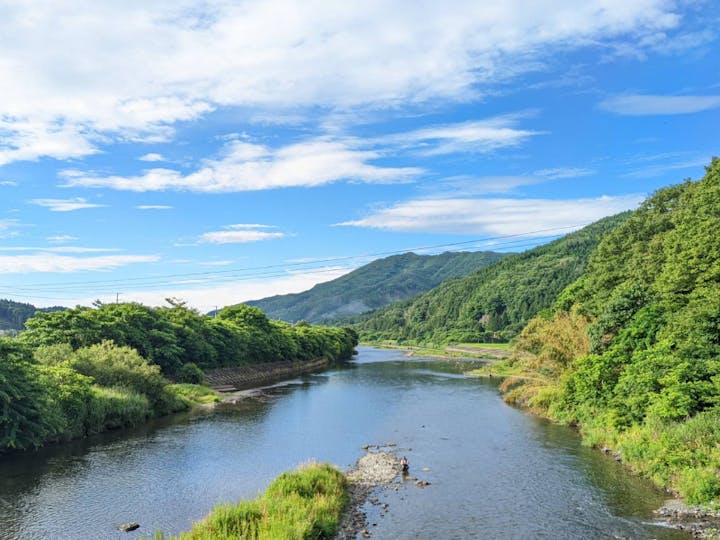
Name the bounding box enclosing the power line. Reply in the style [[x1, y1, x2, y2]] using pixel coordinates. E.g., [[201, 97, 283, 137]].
[[0, 235, 566, 297], [0, 224, 585, 295]]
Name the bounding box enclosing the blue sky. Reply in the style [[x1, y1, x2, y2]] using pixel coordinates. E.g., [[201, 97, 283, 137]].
[[0, 0, 717, 311]]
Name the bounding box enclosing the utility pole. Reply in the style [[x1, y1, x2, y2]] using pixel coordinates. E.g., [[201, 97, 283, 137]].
[[116, 292, 121, 304]]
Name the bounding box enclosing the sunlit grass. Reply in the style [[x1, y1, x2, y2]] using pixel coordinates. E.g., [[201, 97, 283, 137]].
[[156, 462, 348, 540]]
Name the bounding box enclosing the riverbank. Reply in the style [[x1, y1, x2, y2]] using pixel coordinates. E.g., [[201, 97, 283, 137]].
[[361, 341, 509, 361], [471, 359, 720, 538], [204, 358, 329, 393]]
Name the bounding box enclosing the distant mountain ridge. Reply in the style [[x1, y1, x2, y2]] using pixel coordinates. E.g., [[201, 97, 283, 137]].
[[0, 299, 65, 331], [354, 213, 630, 344], [246, 251, 507, 323]]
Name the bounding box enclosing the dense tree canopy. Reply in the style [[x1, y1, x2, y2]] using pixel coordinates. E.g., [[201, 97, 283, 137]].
[[503, 158, 720, 502], [354, 214, 629, 344], [1, 302, 357, 451], [247, 251, 506, 323]]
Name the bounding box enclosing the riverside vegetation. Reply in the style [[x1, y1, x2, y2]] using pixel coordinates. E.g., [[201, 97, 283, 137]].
[[479, 158, 720, 504], [0, 301, 357, 451], [156, 462, 348, 540]]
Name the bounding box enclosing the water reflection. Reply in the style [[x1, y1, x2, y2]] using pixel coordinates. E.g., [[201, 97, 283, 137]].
[[0, 347, 686, 539]]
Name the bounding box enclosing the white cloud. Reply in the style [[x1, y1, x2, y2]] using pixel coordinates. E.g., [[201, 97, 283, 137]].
[[388, 115, 542, 155], [29, 197, 107, 212], [0, 1, 683, 164], [199, 224, 287, 244], [0, 180, 18, 186], [0, 219, 20, 238], [0, 254, 159, 273], [35, 266, 354, 310], [337, 195, 643, 236], [533, 167, 594, 179], [46, 235, 79, 243], [62, 138, 422, 192], [135, 205, 173, 210], [139, 153, 166, 162], [199, 260, 234, 267], [0, 246, 121, 253], [599, 94, 720, 115]]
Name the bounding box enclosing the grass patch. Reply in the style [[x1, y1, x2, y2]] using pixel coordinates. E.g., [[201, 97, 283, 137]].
[[455, 342, 511, 350], [158, 462, 348, 540], [165, 384, 221, 407]]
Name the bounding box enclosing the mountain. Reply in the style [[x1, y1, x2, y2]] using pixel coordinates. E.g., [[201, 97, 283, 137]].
[[0, 299, 65, 332], [246, 251, 507, 323], [354, 213, 630, 344]]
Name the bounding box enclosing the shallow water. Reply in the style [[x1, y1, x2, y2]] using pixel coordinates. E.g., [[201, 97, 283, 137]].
[[0, 347, 686, 539]]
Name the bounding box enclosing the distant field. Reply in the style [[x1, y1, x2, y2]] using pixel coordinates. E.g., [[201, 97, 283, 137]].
[[455, 342, 511, 350]]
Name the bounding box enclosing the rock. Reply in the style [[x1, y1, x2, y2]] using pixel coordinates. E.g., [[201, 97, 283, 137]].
[[415, 480, 431, 487], [118, 522, 140, 532]]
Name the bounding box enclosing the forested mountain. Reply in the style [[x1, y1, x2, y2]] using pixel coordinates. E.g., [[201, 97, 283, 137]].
[[0, 299, 64, 331], [247, 251, 506, 323], [499, 158, 720, 503], [354, 213, 630, 344]]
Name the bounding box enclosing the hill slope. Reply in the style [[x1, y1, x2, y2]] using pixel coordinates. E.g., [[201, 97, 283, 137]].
[[354, 213, 630, 344], [0, 299, 64, 331], [501, 158, 720, 503], [247, 251, 506, 323]]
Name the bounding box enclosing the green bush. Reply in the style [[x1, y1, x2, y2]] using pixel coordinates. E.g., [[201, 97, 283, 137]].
[[176, 362, 204, 384]]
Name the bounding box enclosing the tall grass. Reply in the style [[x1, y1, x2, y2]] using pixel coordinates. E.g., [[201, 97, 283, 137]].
[[158, 462, 348, 540], [85, 386, 151, 434]]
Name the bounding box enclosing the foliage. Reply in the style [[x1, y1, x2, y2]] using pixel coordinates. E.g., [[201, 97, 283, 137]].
[[161, 462, 348, 540], [176, 362, 205, 384], [0, 339, 58, 449], [355, 213, 628, 344], [247, 251, 507, 323], [0, 299, 64, 331], [501, 158, 720, 502], [20, 302, 358, 375], [3, 301, 356, 452]]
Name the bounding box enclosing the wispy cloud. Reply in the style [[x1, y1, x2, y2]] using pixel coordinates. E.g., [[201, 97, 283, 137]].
[[0, 180, 18, 186], [199, 260, 234, 267], [139, 153, 166, 162], [0, 1, 685, 165], [337, 195, 643, 236], [0, 246, 121, 253], [29, 197, 107, 212], [53, 266, 354, 310], [0, 254, 159, 273], [533, 167, 594, 180], [386, 114, 543, 156], [46, 235, 79, 243], [62, 138, 422, 192], [135, 204, 173, 210], [599, 94, 720, 115], [199, 224, 287, 244], [0, 219, 20, 239]]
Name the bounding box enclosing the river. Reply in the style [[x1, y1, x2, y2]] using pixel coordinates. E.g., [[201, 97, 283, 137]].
[[0, 347, 686, 539]]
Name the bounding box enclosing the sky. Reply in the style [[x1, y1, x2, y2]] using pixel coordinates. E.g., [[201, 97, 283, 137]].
[[0, 0, 718, 312]]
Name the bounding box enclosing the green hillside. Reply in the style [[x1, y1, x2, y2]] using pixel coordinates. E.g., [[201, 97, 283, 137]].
[[246, 251, 506, 323], [498, 158, 720, 503], [0, 299, 64, 332], [355, 213, 630, 344]]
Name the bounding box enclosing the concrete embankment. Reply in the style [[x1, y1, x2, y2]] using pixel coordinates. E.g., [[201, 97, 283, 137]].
[[204, 358, 329, 393]]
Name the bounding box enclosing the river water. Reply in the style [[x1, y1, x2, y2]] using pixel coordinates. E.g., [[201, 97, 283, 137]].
[[0, 347, 686, 539]]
